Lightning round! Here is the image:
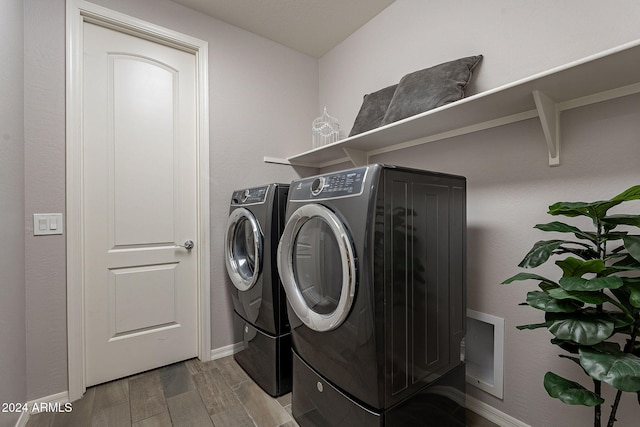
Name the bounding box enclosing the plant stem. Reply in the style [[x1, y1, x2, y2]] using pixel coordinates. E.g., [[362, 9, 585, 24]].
[[595, 220, 603, 427], [607, 390, 622, 427], [594, 379, 602, 427], [607, 324, 639, 426]]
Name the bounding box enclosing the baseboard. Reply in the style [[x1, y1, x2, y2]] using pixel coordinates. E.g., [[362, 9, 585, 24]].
[[466, 395, 531, 427], [14, 411, 29, 427], [13, 390, 71, 427], [210, 342, 244, 360], [26, 391, 70, 414]]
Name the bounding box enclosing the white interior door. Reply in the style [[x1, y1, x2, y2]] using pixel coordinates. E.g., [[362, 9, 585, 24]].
[[82, 21, 198, 386]]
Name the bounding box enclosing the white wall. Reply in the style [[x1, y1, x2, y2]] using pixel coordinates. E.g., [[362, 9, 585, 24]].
[[320, 0, 640, 138], [318, 0, 640, 425], [24, 0, 317, 399], [24, 0, 68, 402], [0, 1, 26, 425]]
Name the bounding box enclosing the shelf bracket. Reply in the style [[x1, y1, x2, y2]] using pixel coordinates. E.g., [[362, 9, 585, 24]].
[[343, 148, 369, 167], [263, 156, 291, 165], [532, 90, 560, 166]]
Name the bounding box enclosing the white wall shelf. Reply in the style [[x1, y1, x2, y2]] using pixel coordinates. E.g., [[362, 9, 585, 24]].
[[265, 39, 640, 169]]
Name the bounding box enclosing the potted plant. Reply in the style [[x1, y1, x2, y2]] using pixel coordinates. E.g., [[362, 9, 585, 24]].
[[502, 185, 640, 427]]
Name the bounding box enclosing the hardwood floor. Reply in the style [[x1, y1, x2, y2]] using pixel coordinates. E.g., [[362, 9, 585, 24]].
[[25, 356, 498, 427]]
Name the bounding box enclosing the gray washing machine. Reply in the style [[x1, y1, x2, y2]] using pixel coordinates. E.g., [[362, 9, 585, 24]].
[[224, 183, 291, 396], [277, 164, 467, 426]]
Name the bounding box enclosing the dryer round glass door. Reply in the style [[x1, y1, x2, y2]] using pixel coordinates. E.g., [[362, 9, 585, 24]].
[[277, 204, 356, 332], [225, 208, 263, 291]]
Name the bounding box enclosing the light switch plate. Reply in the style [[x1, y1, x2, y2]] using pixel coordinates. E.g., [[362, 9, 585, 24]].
[[33, 213, 64, 236]]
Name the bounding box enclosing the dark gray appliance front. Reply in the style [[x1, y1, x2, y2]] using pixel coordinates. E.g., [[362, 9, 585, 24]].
[[224, 183, 291, 397], [277, 164, 466, 422]]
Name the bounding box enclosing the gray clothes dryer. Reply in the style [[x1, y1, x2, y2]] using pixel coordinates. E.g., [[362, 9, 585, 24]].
[[277, 164, 467, 426], [224, 183, 291, 396]]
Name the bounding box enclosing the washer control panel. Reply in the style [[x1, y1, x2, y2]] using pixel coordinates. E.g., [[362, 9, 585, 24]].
[[231, 185, 269, 205], [291, 167, 368, 200]]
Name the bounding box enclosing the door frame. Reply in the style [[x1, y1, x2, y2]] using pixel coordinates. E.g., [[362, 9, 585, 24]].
[[65, 0, 210, 401]]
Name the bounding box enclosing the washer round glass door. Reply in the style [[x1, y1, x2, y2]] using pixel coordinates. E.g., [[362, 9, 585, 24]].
[[277, 204, 356, 332], [225, 208, 263, 291]]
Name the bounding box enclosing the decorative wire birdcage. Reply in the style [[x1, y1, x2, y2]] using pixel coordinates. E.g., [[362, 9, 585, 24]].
[[311, 107, 339, 148]]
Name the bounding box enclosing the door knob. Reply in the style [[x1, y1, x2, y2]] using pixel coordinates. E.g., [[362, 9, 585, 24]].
[[176, 240, 194, 250]]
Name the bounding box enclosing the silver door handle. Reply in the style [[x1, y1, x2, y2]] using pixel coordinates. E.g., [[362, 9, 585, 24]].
[[176, 240, 194, 250]]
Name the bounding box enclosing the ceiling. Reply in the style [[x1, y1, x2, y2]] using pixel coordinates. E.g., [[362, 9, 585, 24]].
[[171, 0, 396, 57]]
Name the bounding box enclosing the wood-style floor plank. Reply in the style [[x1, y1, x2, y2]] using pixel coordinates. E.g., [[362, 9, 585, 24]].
[[210, 356, 250, 389], [91, 401, 131, 427], [131, 410, 172, 427], [166, 390, 213, 427], [191, 367, 242, 416], [129, 371, 163, 401], [159, 363, 196, 399], [129, 370, 167, 423], [234, 380, 292, 427], [209, 403, 256, 427], [129, 393, 167, 424], [24, 411, 55, 427]]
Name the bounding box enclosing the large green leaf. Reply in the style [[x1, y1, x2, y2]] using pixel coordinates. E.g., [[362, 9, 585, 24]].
[[579, 348, 640, 392], [554, 246, 600, 261], [559, 276, 624, 291], [546, 311, 614, 345], [624, 235, 640, 263], [548, 200, 622, 221], [539, 282, 558, 292], [517, 322, 550, 331], [602, 214, 640, 229], [548, 288, 613, 305], [625, 281, 640, 308], [543, 371, 604, 406], [518, 240, 568, 268], [608, 253, 640, 272], [593, 341, 623, 353], [501, 272, 558, 286], [534, 221, 596, 242], [611, 184, 640, 202], [555, 257, 605, 277], [609, 288, 636, 316], [607, 312, 634, 329], [602, 231, 631, 242], [526, 291, 583, 313], [551, 338, 580, 354]]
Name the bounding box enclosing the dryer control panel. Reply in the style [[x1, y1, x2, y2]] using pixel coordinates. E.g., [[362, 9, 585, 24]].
[[290, 166, 368, 200], [231, 186, 269, 205]]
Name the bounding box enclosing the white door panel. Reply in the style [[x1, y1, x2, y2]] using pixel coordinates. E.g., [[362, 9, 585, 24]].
[[83, 22, 198, 386]]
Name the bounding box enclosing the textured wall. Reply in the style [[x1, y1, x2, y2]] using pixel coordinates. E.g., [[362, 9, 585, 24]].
[[24, 0, 317, 400], [319, 0, 640, 138], [0, 0, 26, 425], [317, 0, 640, 425], [24, 0, 68, 401]]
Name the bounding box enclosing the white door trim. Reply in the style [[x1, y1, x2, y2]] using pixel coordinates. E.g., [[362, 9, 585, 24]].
[[65, 0, 210, 401]]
